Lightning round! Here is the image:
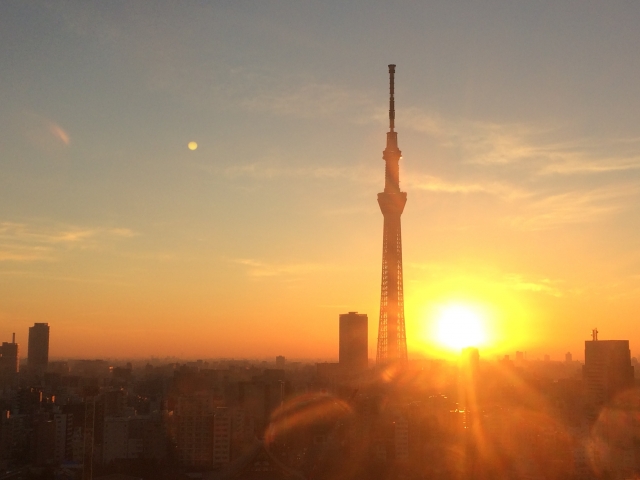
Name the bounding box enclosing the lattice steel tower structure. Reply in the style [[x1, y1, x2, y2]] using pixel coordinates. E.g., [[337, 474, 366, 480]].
[[376, 64, 408, 365]]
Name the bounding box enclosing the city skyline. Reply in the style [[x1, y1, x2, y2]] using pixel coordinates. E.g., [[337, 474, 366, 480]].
[[2, 2, 640, 360]]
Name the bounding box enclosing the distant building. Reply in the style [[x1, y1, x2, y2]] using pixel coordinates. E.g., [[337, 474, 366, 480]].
[[275, 356, 285, 368], [176, 394, 214, 467], [565, 352, 573, 363], [544, 354, 550, 362], [103, 416, 128, 464], [0, 334, 19, 384], [394, 416, 409, 462], [515, 351, 524, 362], [339, 312, 368, 372], [213, 407, 231, 466], [583, 334, 634, 410], [53, 413, 73, 464], [28, 323, 50, 375]]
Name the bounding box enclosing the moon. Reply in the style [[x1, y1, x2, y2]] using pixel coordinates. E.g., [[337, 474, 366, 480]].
[[188, 141, 198, 151]]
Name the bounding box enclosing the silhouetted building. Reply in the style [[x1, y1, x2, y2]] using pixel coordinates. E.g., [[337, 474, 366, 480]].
[[583, 334, 634, 410], [376, 65, 408, 365], [515, 351, 524, 362], [275, 356, 285, 368], [339, 312, 368, 372], [565, 352, 572, 362], [0, 334, 19, 384], [28, 323, 49, 375]]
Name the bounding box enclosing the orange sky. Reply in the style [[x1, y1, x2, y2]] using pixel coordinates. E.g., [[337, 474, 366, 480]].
[[2, 2, 640, 361]]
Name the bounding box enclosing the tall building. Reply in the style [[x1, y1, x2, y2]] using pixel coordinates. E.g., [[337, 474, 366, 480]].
[[213, 407, 231, 466], [0, 334, 19, 384], [583, 331, 634, 410], [376, 65, 408, 365], [176, 394, 214, 467], [339, 312, 368, 372], [28, 323, 50, 374]]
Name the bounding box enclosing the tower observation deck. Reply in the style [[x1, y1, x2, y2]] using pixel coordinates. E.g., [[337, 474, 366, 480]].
[[376, 65, 408, 364]]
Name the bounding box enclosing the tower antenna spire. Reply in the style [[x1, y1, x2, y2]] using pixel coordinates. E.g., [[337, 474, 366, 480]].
[[377, 64, 407, 365], [388, 64, 395, 132]]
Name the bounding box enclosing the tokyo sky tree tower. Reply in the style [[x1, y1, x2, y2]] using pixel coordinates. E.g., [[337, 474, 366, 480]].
[[376, 64, 408, 365]]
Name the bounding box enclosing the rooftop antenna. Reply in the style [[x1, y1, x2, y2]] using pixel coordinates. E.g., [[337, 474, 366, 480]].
[[388, 64, 395, 133], [592, 328, 599, 341], [12, 333, 15, 343]]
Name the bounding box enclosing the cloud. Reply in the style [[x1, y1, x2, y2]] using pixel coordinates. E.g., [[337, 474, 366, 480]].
[[232, 258, 330, 278], [406, 174, 528, 201], [501, 274, 563, 297], [240, 82, 374, 120], [0, 221, 136, 262], [508, 185, 638, 231], [408, 262, 564, 297]]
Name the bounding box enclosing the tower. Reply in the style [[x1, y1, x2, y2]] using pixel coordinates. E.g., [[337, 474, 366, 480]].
[[376, 65, 408, 365], [339, 312, 368, 372], [28, 322, 50, 375]]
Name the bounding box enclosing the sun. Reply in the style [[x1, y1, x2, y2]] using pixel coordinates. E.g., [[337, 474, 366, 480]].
[[434, 304, 487, 351]]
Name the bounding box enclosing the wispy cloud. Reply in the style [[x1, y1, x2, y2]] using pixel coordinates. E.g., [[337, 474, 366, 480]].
[[240, 82, 374, 120], [406, 174, 528, 201], [0, 221, 137, 263], [194, 157, 379, 185], [501, 274, 563, 297], [409, 262, 565, 297], [232, 258, 330, 278], [508, 184, 638, 231]]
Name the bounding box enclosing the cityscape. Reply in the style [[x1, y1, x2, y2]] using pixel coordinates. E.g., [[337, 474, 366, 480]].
[[3, 2, 640, 480], [2, 65, 640, 480]]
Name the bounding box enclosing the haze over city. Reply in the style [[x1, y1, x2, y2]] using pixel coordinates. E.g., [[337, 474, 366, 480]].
[[3, 1, 640, 361]]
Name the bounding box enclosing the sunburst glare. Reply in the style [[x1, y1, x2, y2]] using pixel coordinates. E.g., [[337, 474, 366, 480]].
[[434, 304, 488, 351]]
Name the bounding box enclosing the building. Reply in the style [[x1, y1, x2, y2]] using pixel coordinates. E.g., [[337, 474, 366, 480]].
[[103, 416, 129, 464], [176, 394, 214, 467], [376, 65, 408, 365], [583, 331, 634, 410], [275, 356, 285, 368], [213, 407, 231, 466], [339, 312, 368, 372], [0, 334, 19, 385], [28, 323, 50, 375], [565, 352, 572, 363], [53, 413, 73, 464]]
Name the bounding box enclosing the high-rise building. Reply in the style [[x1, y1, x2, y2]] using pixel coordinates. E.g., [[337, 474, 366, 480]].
[[275, 356, 285, 368], [376, 65, 408, 365], [0, 333, 19, 384], [583, 331, 634, 410], [28, 323, 50, 374], [176, 394, 214, 467], [339, 312, 368, 372], [213, 407, 231, 466]]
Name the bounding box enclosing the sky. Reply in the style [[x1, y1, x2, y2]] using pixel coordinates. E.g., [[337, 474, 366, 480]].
[[2, 1, 640, 361]]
